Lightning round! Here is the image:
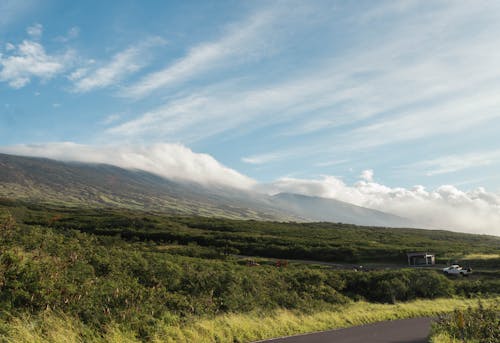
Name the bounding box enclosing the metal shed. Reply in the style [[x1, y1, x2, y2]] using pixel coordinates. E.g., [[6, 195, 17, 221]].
[[407, 252, 435, 266]]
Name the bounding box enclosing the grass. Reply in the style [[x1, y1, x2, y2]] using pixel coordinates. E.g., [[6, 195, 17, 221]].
[[463, 253, 500, 260], [429, 300, 499, 343], [2, 297, 498, 343], [429, 332, 462, 343]]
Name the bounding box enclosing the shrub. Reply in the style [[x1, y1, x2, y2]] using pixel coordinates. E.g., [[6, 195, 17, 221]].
[[431, 301, 500, 342]]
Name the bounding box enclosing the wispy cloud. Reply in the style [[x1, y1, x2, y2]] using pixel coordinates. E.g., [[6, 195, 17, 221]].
[[107, 55, 378, 142], [110, 1, 500, 152], [54, 26, 80, 43], [0, 39, 73, 88], [408, 149, 500, 176], [26, 23, 43, 39], [315, 159, 349, 167], [242, 152, 287, 165], [101, 113, 122, 125], [70, 37, 165, 93], [122, 8, 285, 99]]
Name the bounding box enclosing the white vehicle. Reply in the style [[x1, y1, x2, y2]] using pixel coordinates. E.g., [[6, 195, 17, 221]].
[[442, 264, 472, 276]]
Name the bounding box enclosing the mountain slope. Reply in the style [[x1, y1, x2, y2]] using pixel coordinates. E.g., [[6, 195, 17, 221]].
[[0, 153, 414, 227], [0, 153, 288, 220], [271, 193, 415, 227]]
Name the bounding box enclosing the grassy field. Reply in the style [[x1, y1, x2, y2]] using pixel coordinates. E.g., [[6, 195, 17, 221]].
[[1, 201, 499, 342], [4, 298, 498, 343], [2, 199, 499, 265]]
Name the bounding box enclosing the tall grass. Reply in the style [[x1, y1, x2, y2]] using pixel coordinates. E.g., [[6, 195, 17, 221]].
[[2, 297, 498, 343], [429, 300, 499, 343], [429, 332, 462, 343]]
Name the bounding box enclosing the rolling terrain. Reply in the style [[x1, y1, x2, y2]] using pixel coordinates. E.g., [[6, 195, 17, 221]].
[[272, 192, 413, 227], [1, 153, 499, 343], [0, 153, 287, 220], [0, 153, 415, 227]]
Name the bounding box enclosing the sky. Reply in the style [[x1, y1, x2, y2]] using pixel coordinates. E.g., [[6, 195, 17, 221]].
[[1, 0, 500, 235]]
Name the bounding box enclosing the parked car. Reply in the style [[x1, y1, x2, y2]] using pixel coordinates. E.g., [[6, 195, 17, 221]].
[[442, 264, 472, 276]]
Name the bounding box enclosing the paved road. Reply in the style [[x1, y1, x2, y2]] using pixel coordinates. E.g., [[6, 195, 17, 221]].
[[236, 255, 444, 271], [255, 317, 432, 343]]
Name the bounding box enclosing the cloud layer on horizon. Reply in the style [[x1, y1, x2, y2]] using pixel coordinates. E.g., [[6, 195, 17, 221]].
[[1, 143, 499, 236], [268, 174, 500, 236]]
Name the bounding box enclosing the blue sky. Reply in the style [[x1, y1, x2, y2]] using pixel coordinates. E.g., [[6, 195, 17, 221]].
[[2, 0, 500, 234]]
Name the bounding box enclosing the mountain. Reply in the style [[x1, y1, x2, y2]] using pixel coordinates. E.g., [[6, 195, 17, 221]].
[[0, 153, 287, 220], [0, 153, 414, 227], [271, 192, 414, 227]]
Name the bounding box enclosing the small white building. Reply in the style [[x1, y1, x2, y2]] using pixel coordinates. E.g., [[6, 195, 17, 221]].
[[407, 252, 435, 266]]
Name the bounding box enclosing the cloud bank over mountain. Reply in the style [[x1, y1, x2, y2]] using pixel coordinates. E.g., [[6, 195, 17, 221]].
[[0, 143, 256, 190], [1, 143, 499, 236], [268, 173, 500, 236]]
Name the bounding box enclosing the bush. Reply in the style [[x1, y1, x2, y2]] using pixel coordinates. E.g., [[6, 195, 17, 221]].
[[431, 301, 500, 342]]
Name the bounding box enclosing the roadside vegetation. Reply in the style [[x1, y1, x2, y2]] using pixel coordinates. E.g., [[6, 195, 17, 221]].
[[430, 301, 499, 343], [1, 201, 499, 342]]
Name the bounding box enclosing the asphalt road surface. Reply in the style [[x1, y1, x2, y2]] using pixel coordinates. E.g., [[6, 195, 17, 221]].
[[255, 317, 432, 343]]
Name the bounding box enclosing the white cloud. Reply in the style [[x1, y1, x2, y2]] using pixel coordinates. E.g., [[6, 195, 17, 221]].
[[5, 43, 15, 51], [122, 8, 284, 99], [110, 2, 500, 149], [408, 149, 500, 176], [107, 69, 368, 142], [55, 26, 80, 42], [360, 169, 374, 182], [113, 1, 500, 161], [267, 174, 500, 236], [0, 142, 256, 190], [26, 23, 43, 39], [68, 67, 88, 81], [1, 141, 499, 235], [315, 159, 349, 167], [0, 40, 72, 88], [71, 37, 165, 93], [101, 113, 121, 125], [242, 152, 289, 165]]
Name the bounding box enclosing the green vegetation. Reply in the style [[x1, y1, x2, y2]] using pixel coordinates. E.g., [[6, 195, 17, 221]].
[[0, 153, 289, 221], [430, 301, 499, 343], [1, 200, 499, 342], [5, 298, 499, 343], [3, 198, 499, 264]]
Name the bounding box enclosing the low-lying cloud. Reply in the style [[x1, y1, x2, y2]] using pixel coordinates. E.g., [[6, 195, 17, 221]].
[[268, 172, 500, 236], [1, 144, 498, 235], [0, 142, 256, 190]]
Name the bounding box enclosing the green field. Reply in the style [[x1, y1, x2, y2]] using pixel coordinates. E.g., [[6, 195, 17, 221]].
[[2, 198, 499, 265], [1, 200, 499, 342]]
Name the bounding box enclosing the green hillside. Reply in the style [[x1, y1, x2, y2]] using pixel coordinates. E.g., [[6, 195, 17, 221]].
[[3, 199, 499, 265], [0, 153, 420, 227], [0, 153, 289, 221], [1, 201, 499, 342]]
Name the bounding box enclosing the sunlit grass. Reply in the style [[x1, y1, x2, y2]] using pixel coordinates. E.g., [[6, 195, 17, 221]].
[[2, 297, 498, 343], [463, 253, 500, 260], [429, 332, 463, 343]]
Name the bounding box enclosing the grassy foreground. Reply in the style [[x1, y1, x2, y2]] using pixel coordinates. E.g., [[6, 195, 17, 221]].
[[429, 333, 461, 343], [2, 297, 498, 343], [429, 300, 499, 343]]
